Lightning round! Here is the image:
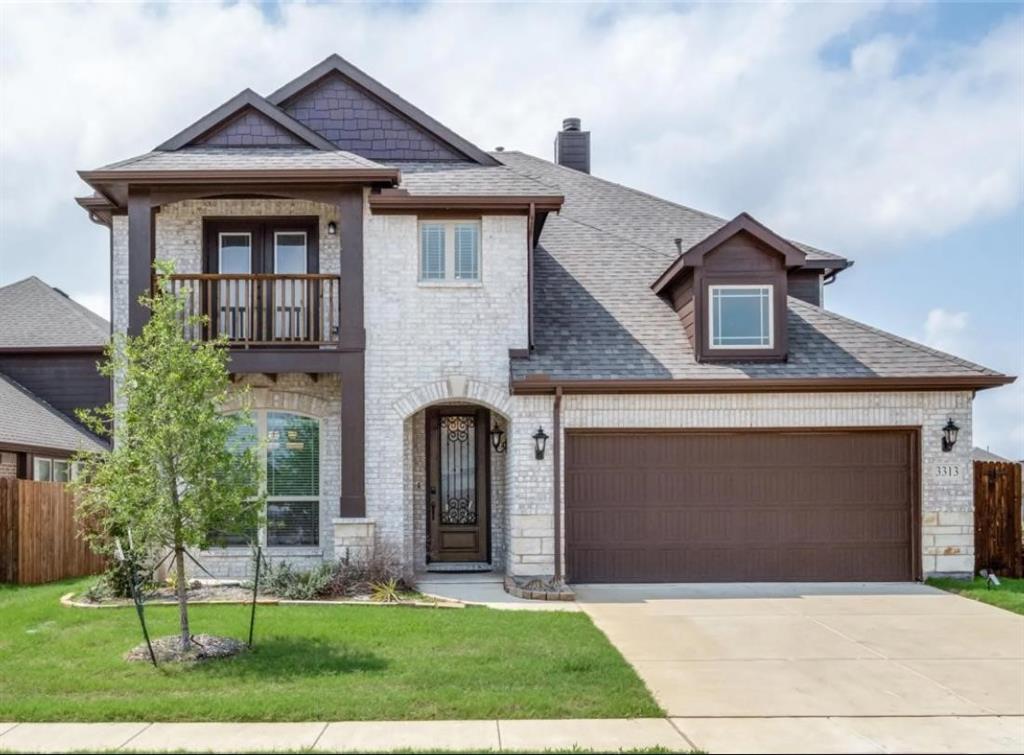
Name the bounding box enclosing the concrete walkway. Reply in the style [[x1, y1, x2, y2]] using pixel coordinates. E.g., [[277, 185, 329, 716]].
[[416, 571, 578, 611], [2, 716, 1023, 753]]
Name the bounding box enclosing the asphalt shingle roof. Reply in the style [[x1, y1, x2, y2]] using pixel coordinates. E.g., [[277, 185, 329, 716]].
[[0, 277, 109, 349], [497, 151, 843, 263], [92, 147, 389, 173], [0, 374, 108, 453], [497, 152, 1005, 383], [390, 160, 563, 197]]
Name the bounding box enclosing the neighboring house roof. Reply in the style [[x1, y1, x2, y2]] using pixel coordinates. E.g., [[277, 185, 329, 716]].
[[0, 373, 108, 454], [0, 277, 108, 349], [972, 447, 1013, 462], [498, 153, 1008, 388]]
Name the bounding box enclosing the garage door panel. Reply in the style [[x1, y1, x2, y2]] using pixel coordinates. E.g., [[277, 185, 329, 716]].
[[565, 430, 915, 583]]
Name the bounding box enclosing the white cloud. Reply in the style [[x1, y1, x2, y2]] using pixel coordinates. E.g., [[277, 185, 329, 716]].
[[923, 307, 969, 354], [921, 307, 1023, 460], [0, 2, 1020, 454]]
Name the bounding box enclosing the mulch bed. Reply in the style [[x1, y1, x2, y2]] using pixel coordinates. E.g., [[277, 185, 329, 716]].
[[125, 633, 247, 664]]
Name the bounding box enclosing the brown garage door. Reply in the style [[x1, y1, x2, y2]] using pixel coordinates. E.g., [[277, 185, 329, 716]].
[[565, 430, 917, 583]]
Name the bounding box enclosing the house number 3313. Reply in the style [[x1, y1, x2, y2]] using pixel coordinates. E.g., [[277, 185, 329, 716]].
[[935, 464, 961, 478]]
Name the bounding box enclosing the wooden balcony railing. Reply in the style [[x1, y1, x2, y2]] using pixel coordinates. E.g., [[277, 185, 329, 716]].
[[167, 274, 341, 347]]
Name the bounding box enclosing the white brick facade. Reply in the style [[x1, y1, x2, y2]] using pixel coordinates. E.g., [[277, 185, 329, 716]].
[[363, 211, 529, 571], [502, 390, 975, 578], [112, 197, 978, 580]]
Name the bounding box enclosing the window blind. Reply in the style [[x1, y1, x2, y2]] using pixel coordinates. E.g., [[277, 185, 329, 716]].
[[454, 223, 480, 280], [420, 224, 446, 280], [266, 413, 319, 497], [267, 500, 319, 547]]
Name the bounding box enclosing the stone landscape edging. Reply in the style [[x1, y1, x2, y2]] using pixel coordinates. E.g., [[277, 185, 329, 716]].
[[60, 592, 463, 610]]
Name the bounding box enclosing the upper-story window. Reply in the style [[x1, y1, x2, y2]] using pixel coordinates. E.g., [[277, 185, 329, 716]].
[[419, 220, 481, 282], [219, 233, 252, 273], [708, 284, 773, 349], [274, 232, 308, 274]]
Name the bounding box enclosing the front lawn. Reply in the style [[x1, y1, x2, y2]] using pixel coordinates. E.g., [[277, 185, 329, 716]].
[[0, 580, 661, 722], [927, 576, 1024, 616]]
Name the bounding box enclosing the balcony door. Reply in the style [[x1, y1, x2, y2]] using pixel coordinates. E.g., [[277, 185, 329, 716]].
[[203, 217, 319, 344]]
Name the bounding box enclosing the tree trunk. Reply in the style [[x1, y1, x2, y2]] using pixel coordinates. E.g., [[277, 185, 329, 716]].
[[174, 546, 190, 650]]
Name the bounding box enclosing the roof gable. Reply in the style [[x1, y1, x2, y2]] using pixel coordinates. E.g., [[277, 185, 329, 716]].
[[0, 277, 108, 349], [156, 89, 337, 152], [652, 212, 807, 295], [268, 55, 498, 165], [193, 106, 306, 148]]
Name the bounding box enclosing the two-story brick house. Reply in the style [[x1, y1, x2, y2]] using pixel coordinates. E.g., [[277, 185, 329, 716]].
[[77, 55, 1013, 583]]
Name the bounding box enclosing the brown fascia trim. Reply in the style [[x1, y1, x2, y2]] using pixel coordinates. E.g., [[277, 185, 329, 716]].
[[266, 54, 500, 166], [511, 375, 1017, 395], [651, 213, 850, 296], [79, 168, 399, 186], [369, 193, 564, 213], [76, 195, 115, 227]]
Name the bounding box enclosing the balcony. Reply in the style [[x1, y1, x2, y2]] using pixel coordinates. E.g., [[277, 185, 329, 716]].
[[167, 274, 341, 348]]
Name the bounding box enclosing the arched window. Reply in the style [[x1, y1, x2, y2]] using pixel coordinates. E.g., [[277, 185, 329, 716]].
[[219, 411, 321, 548]]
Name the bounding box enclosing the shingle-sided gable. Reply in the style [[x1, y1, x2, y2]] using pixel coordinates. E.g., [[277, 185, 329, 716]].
[[268, 55, 498, 165], [280, 71, 465, 161], [193, 106, 306, 148]]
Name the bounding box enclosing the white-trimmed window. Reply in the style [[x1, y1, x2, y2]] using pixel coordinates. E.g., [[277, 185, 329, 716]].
[[218, 411, 320, 548], [708, 284, 773, 349], [33, 457, 76, 482], [218, 232, 252, 273], [274, 231, 307, 274], [419, 220, 481, 281]]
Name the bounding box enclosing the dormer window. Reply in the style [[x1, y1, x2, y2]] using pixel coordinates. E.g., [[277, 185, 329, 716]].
[[709, 285, 774, 349], [651, 213, 808, 364]]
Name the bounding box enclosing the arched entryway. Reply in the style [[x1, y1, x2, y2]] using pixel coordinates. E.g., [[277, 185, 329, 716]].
[[393, 379, 511, 573]]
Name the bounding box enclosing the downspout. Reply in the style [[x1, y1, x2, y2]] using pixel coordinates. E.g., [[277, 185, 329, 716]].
[[552, 385, 563, 583], [527, 202, 536, 349]]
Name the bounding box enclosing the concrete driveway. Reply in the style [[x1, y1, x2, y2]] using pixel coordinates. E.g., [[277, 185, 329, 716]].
[[576, 582, 1024, 753]]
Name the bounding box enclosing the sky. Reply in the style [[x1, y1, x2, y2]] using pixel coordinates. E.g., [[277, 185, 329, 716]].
[[0, 1, 1021, 457]]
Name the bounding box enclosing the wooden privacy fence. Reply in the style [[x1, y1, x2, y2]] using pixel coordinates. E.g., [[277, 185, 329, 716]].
[[974, 461, 1023, 578], [0, 478, 106, 584]]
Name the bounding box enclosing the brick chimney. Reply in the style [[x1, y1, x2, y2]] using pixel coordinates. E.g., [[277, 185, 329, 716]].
[[554, 117, 590, 174]]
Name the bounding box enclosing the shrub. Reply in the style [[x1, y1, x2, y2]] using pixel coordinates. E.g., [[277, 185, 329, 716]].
[[89, 556, 158, 600], [328, 548, 413, 597], [370, 578, 402, 603], [261, 560, 335, 600]]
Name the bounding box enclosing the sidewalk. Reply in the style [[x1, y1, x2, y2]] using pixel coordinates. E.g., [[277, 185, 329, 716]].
[[1, 716, 1022, 753]]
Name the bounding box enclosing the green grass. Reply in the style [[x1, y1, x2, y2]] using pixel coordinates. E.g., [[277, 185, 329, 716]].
[[927, 576, 1024, 615], [0, 579, 661, 722]]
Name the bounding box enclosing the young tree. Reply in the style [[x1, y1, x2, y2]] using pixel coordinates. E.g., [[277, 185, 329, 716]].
[[73, 261, 264, 651]]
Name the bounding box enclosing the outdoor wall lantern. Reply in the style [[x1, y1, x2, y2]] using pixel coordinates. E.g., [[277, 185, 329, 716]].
[[490, 422, 507, 454], [327, 221, 338, 236], [941, 418, 960, 452], [533, 426, 549, 460]]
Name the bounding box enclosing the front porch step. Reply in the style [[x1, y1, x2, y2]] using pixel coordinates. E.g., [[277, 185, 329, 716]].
[[425, 562, 492, 573]]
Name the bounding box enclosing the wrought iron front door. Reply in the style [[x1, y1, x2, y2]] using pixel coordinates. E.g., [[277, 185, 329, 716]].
[[427, 406, 490, 562]]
